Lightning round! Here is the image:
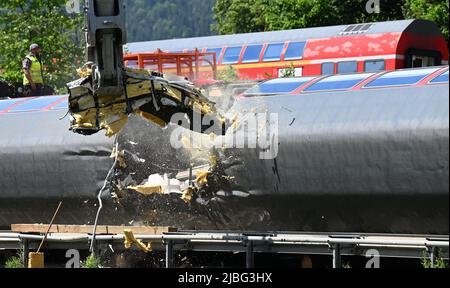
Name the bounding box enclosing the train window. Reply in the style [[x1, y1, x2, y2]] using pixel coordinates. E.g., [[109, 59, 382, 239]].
[[412, 55, 436, 68], [429, 71, 449, 84], [205, 48, 223, 64], [322, 63, 335, 75], [222, 46, 243, 64], [304, 73, 373, 92], [405, 49, 442, 68], [245, 77, 315, 95], [263, 43, 284, 62], [242, 45, 263, 63], [364, 67, 441, 88], [364, 60, 385, 72], [284, 42, 306, 60], [337, 61, 358, 74]]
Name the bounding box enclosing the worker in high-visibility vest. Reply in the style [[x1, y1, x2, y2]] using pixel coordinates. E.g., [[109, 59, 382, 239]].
[[23, 44, 44, 96]]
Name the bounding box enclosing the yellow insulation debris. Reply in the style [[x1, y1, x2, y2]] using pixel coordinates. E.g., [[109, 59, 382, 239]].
[[137, 110, 167, 128], [111, 147, 127, 169], [127, 184, 163, 195], [209, 154, 218, 168], [165, 86, 183, 102], [230, 113, 239, 130], [125, 67, 151, 75], [124, 229, 152, 253], [127, 174, 176, 195], [181, 188, 195, 203], [126, 79, 151, 99], [71, 110, 96, 129], [76, 67, 92, 78], [104, 116, 128, 138], [196, 171, 210, 185]]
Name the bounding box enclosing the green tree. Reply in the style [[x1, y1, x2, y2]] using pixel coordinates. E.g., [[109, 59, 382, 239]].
[[213, 0, 404, 34], [217, 65, 238, 81], [125, 0, 217, 42], [213, 0, 448, 43], [281, 63, 296, 78], [404, 0, 449, 42], [0, 0, 83, 92], [212, 0, 269, 35]]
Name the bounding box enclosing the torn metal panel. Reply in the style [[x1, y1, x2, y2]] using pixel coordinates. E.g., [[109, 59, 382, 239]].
[[67, 67, 226, 137]]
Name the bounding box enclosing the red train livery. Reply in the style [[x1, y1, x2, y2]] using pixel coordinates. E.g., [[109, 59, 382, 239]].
[[125, 19, 448, 80]]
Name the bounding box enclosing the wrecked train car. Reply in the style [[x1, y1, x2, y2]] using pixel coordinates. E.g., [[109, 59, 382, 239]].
[[0, 67, 448, 234]]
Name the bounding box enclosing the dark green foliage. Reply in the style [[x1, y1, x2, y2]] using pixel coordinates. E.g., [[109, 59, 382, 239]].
[[81, 254, 102, 268], [1, 0, 448, 91], [403, 0, 449, 43], [0, 0, 84, 91], [125, 0, 217, 42], [213, 0, 449, 44]]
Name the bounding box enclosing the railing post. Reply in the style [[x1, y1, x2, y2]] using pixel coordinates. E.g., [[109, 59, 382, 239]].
[[165, 240, 174, 268], [21, 239, 29, 267], [429, 247, 436, 268], [332, 244, 342, 268], [246, 240, 254, 268]]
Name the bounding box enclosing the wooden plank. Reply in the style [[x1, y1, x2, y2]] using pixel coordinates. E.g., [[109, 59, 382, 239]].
[[11, 224, 177, 235]]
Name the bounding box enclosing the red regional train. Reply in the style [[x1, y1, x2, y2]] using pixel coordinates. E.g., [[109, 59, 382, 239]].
[[125, 19, 449, 80]]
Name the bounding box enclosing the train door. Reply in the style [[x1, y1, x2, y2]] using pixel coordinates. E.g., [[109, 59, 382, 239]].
[[405, 49, 442, 68]]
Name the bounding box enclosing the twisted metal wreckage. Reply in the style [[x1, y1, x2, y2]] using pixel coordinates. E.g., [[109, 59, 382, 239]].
[[65, 0, 232, 221], [67, 0, 224, 138]]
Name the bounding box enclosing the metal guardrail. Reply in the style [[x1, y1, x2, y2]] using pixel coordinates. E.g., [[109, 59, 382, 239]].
[[0, 231, 448, 268]]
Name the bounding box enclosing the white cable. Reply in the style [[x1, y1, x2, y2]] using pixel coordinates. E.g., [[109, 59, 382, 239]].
[[89, 138, 119, 254]]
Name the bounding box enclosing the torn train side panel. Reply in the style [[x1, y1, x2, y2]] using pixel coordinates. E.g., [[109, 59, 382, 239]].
[[67, 68, 226, 137]]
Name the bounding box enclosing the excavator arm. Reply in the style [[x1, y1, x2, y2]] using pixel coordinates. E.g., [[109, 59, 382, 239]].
[[67, 0, 225, 137], [84, 0, 127, 99]]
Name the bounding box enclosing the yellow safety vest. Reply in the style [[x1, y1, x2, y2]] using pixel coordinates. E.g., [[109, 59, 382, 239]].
[[23, 54, 44, 85]]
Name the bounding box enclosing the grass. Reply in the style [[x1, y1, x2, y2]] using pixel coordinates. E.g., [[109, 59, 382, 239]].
[[217, 66, 238, 82], [4, 254, 24, 269], [81, 254, 103, 268], [281, 62, 296, 78], [421, 250, 449, 269]]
